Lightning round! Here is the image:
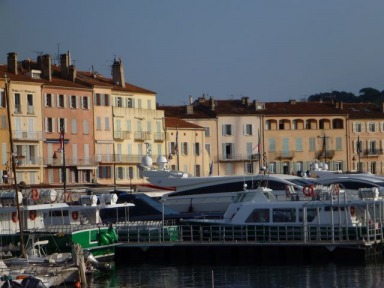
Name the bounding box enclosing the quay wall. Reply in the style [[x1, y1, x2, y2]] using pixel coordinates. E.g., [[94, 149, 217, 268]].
[[115, 243, 384, 265]]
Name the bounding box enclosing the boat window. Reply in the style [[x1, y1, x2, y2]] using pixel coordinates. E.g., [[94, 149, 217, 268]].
[[245, 209, 269, 223], [298, 208, 317, 222], [324, 206, 345, 211], [49, 210, 69, 217], [272, 208, 296, 223]]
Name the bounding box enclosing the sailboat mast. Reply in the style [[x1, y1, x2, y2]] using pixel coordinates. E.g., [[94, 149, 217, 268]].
[[4, 74, 26, 258]]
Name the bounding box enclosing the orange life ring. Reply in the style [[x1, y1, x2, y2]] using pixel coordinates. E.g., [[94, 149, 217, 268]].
[[31, 189, 39, 201], [72, 211, 79, 221], [350, 206, 356, 217], [11, 212, 18, 223], [29, 210, 37, 220], [332, 184, 340, 195], [64, 192, 72, 202], [303, 185, 314, 197]]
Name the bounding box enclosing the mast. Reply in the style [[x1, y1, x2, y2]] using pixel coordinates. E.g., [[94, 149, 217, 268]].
[[4, 74, 26, 258]]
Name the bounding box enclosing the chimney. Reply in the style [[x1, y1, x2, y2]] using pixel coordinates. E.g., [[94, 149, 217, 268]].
[[41, 54, 52, 81], [186, 105, 193, 114], [382, 102, 384, 113], [209, 96, 215, 110], [60, 51, 71, 79], [289, 99, 296, 105], [335, 102, 339, 108], [7, 52, 18, 74], [69, 65, 77, 82], [112, 58, 125, 88], [189, 95, 193, 104], [241, 96, 250, 106], [340, 101, 343, 109]]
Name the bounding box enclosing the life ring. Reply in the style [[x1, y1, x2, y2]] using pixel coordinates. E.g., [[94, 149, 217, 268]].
[[31, 189, 39, 201], [71, 211, 79, 221], [332, 184, 340, 195], [29, 210, 37, 221], [350, 206, 356, 217], [63, 192, 72, 202], [303, 185, 314, 197], [11, 212, 18, 223]]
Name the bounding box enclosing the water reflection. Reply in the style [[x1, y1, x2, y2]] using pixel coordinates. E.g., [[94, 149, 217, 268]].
[[85, 262, 384, 288]]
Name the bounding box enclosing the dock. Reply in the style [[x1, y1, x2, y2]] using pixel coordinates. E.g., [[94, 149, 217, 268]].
[[114, 221, 384, 265]]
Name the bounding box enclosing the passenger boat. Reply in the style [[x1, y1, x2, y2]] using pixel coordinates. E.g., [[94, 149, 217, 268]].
[[139, 155, 315, 214], [185, 186, 384, 243], [0, 189, 134, 261]]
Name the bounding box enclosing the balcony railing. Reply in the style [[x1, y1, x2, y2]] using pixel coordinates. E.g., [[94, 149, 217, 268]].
[[316, 150, 335, 160], [268, 151, 296, 160], [218, 153, 261, 162], [113, 130, 131, 140], [153, 132, 165, 142], [13, 131, 42, 141], [361, 149, 384, 156], [134, 131, 151, 141]]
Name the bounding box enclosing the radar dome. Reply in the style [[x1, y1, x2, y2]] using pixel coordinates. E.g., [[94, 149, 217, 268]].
[[141, 155, 153, 168], [157, 156, 168, 170]]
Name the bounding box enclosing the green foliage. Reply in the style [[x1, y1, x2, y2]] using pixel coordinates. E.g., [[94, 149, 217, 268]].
[[307, 88, 384, 104]]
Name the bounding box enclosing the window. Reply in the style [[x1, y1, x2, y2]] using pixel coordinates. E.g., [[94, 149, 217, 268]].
[[309, 138, 315, 151], [355, 122, 362, 132], [272, 208, 296, 223], [147, 99, 151, 110], [244, 124, 252, 135], [116, 97, 123, 107], [222, 124, 232, 136], [205, 143, 211, 156], [98, 166, 112, 179], [138, 99, 142, 109], [70, 95, 77, 108], [96, 117, 101, 130], [368, 122, 376, 132], [104, 94, 110, 106], [105, 117, 110, 131], [83, 120, 89, 134], [269, 162, 276, 173], [269, 138, 276, 152], [194, 143, 200, 156], [95, 93, 101, 106], [205, 127, 210, 137], [336, 137, 342, 151], [71, 119, 77, 134], [265, 121, 271, 131], [195, 165, 201, 177], [14, 93, 21, 113], [27, 94, 34, 114], [117, 167, 124, 179], [46, 118, 54, 132], [58, 118, 65, 131], [295, 138, 303, 152], [223, 143, 234, 159], [0, 90, 5, 107], [245, 163, 253, 174], [181, 142, 188, 155], [127, 98, 134, 108], [58, 94, 65, 108], [245, 209, 269, 223], [81, 96, 89, 109], [46, 94, 53, 107]]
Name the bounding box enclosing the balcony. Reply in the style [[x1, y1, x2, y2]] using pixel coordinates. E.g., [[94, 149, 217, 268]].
[[316, 150, 335, 160], [13, 131, 42, 141], [134, 131, 151, 141], [268, 151, 296, 160], [44, 156, 97, 167], [218, 153, 261, 162], [153, 132, 165, 142], [113, 130, 131, 140], [362, 148, 383, 157]]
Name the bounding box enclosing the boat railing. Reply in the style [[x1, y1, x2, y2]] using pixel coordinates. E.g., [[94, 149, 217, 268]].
[[116, 221, 384, 245]]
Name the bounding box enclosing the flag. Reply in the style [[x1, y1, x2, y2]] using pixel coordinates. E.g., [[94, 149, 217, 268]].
[[357, 136, 361, 154], [59, 127, 64, 151]]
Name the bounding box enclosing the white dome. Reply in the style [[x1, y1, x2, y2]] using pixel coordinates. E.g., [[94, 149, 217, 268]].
[[141, 155, 153, 167], [157, 156, 168, 170]]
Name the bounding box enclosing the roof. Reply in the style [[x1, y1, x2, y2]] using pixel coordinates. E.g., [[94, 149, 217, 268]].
[[161, 98, 384, 120], [165, 117, 203, 129]]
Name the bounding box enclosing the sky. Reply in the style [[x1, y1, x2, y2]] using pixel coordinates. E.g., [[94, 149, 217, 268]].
[[1, 1, 384, 106]]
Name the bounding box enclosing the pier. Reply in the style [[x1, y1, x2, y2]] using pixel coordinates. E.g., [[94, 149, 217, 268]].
[[114, 221, 384, 265]]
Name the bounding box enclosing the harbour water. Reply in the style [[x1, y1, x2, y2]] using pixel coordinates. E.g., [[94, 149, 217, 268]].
[[86, 262, 384, 287]]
